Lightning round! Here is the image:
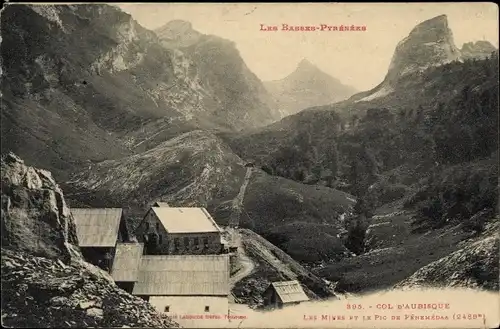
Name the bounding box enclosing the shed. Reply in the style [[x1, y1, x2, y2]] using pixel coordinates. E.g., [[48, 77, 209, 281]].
[[71, 208, 129, 271], [262, 280, 310, 308], [110, 242, 144, 293], [132, 254, 229, 315]]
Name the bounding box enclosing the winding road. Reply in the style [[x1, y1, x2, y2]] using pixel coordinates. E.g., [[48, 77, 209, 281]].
[[229, 231, 255, 283], [227, 228, 256, 303], [227, 166, 257, 303]]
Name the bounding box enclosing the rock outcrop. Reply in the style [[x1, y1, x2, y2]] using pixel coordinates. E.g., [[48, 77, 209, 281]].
[[460, 40, 497, 60], [395, 221, 499, 291], [264, 59, 357, 116], [1, 249, 179, 328], [1, 152, 79, 263]]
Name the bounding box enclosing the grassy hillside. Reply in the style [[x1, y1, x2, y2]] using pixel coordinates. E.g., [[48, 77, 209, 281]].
[[232, 229, 336, 307], [236, 170, 354, 263]]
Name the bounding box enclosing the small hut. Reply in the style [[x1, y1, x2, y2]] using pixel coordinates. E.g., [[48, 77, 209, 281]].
[[262, 280, 309, 308], [71, 208, 129, 271]]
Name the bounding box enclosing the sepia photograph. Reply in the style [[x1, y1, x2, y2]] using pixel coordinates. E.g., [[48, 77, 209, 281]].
[[1, 2, 499, 328]]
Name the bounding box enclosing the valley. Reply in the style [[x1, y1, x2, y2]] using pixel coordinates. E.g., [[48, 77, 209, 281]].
[[1, 4, 498, 327]]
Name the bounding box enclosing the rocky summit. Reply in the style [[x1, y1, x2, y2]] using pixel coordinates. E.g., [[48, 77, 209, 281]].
[[0, 153, 178, 328], [385, 15, 461, 83], [353, 15, 462, 103], [155, 20, 203, 48]]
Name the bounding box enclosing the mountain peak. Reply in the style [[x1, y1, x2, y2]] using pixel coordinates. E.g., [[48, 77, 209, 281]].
[[264, 59, 357, 116], [384, 14, 460, 84], [298, 58, 314, 67], [155, 19, 202, 47], [158, 20, 193, 34], [415, 14, 448, 29], [354, 14, 461, 102], [296, 59, 321, 73]]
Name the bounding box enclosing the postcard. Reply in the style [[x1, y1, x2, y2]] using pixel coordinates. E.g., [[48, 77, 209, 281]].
[[1, 2, 498, 329]]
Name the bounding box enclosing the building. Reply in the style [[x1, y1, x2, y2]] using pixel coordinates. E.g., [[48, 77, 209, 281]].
[[71, 208, 129, 271], [110, 242, 144, 293], [135, 207, 225, 255], [262, 280, 310, 308], [132, 255, 230, 317]]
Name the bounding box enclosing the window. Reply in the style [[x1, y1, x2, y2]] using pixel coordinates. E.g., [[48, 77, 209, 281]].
[[203, 237, 209, 245], [158, 234, 163, 244], [145, 222, 150, 230], [164, 306, 170, 312], [184, 237, 189, 246], [156, 222, 160, 230], [204, 306, 210, 312], [194, 237, 199, 245]]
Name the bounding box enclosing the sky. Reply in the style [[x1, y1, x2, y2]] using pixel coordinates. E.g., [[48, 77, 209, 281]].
[[115, 3, 499, 91]]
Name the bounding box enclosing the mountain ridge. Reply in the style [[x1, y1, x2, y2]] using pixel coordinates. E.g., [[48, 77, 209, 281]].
[[155, 19, 282, 129]]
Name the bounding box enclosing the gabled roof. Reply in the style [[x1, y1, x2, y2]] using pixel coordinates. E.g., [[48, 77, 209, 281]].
[[269, 280, 309, 303], [153, 202, 170, 207], [132, 255, 229, 296], [71, 208, 122, 247], [110, 243, 144, 282], [149, 207, 222, 234]]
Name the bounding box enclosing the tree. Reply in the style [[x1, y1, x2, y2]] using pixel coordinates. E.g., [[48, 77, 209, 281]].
[[343, 191, 375, 255], [345, 222, 366, 255], [351, 114, 359, 128]]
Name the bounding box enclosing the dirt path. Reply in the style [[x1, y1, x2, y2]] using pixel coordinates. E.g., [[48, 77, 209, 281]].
[[228, 229, 256, 303], [228, 167, 253, 227], [230, 247, 255, 286], [226, 167, 257, 302]]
